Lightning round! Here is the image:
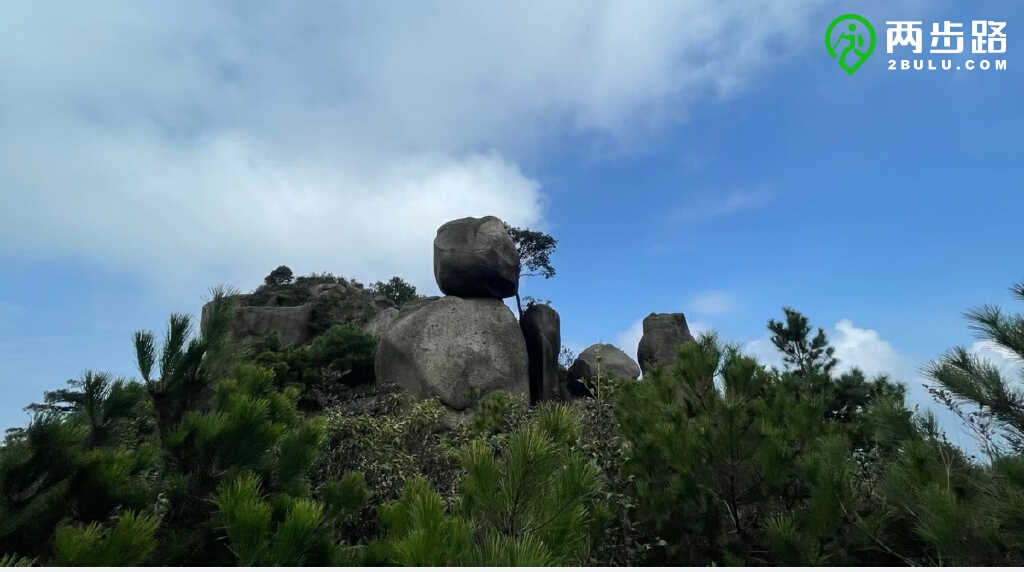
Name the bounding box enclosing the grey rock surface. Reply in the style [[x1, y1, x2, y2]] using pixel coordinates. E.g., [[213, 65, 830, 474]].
[[520, 304, 561, 404], [637, 312, 695, 374], [433, 215, 520, 299], [376, 295, 529, 410], [566, 343, 640, 397]]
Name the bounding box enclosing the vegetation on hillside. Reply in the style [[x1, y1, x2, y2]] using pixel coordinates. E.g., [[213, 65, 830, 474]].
[[2, 277, 1024, 566]]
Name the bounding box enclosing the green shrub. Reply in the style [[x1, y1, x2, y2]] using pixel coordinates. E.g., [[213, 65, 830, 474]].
[[369, 276, 421, 306], [252, 324, 377, 411], [370, 406, 606, 566], [311, 394, 466, 543], [53, 511, 160, 567]]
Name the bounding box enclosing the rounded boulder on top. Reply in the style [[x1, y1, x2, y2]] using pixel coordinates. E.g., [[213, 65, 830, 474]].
[[433, 215, 521, 299]]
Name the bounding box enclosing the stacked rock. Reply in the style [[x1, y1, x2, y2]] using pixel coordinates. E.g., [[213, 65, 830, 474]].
[[637, 312, 695, 375], [376, 216, 535, 410]]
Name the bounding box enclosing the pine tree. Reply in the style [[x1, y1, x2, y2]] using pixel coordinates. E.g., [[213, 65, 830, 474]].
[[925, 279, 1024, 457], [370, 403, 606, 566]]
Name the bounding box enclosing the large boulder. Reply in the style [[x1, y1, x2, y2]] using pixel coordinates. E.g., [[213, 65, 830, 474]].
[[230, 305, 314, 346], [566, 343, 640, 397], [637, 312, 695, 374], [520, 304, 561, 405], [365, 307, 399, 338], [433, 216, 520, 299], [376, 296, 529, 410]]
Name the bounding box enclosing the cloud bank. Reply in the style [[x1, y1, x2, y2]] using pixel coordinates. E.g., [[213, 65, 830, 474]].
[[0, 1, 828, 295]]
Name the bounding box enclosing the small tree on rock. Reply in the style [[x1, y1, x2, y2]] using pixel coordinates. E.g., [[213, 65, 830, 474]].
[[370, 277, 420, 306], [264, 266, 295, 287], [503, 223, 557, 317]]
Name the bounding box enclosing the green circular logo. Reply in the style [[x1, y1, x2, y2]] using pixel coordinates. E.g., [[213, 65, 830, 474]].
[[826, 14, 876, 76]]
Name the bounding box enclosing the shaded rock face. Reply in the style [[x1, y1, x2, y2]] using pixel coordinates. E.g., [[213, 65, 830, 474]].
[[231, 305, 314, 346], [433, 215, 520, 299], [566, 343, 640, 397], [308, 283, 347, 298], [375, 296, 529, 410], [365, 307, 399, 338], [520, 304, 561, 405], [637, 312, 695, 374], [201, 284, 397, 347]]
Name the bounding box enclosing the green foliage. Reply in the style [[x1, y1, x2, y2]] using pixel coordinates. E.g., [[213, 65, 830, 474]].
[[247, 269, 357, 308], [769, 307, 838, 375], [503, 222, 557, 317], [369, 276, 420, 306], [7, 279, 1024, 567], [926, 279, 1024, 457], [612, 329, 908, 565], [212, 470, 365, 566], [53, 511, 160, 566], [252, 324, 377, 411], [264, 265, 295, 287], [503, 223, 557, 280], [135, 286, 250, 443], [0, 554, 34, 566], [0, 406, 159, 560], [311, 393, 466, 540], [370, 405, 606, 566]]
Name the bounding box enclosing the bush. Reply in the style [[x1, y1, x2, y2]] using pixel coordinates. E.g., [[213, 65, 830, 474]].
[[252, 324, 377, 411], [369, 276, 420, 306], [246, 269, 356, 308], [368, 403, 606, 566]]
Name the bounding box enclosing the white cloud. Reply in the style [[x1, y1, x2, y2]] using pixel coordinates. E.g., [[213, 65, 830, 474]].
[[688, 290, 737, 317], [0, 1, 831, 298], [831, 319, 902, 377], [969, 341, 1023, 377]]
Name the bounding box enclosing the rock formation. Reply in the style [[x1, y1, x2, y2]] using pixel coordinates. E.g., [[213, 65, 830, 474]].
[[636, 312, 695, 374], [433, 215, 520, 299], [376, 216, 533, 411], [566, 343, 640, 397], [520, 304, 561, 404], [376, 296, 528, 410], [200, 280, 397, 347]]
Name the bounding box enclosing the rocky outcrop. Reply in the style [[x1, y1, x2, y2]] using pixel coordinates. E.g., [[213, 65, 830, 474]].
[[375, 296, 529, 410], [200, 281, 397, 347], [433, 216, 520, 299], [365, 307, 399, 338], [520, 304, 561, 404], [229, 305, 315, 346], [566, 343, 640, 397], [637, 312, 695, 374]]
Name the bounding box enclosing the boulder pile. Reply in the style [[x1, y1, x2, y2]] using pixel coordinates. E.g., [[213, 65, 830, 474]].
[[201, 214, 706, 413], [376, 216, 533, 411]]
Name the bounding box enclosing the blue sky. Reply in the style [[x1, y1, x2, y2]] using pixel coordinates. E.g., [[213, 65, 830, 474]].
[[1, 1, 1021, 451]]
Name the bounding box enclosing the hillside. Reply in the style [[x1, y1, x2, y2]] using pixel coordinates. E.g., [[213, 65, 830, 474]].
[[1, 218, 1023, 566]]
